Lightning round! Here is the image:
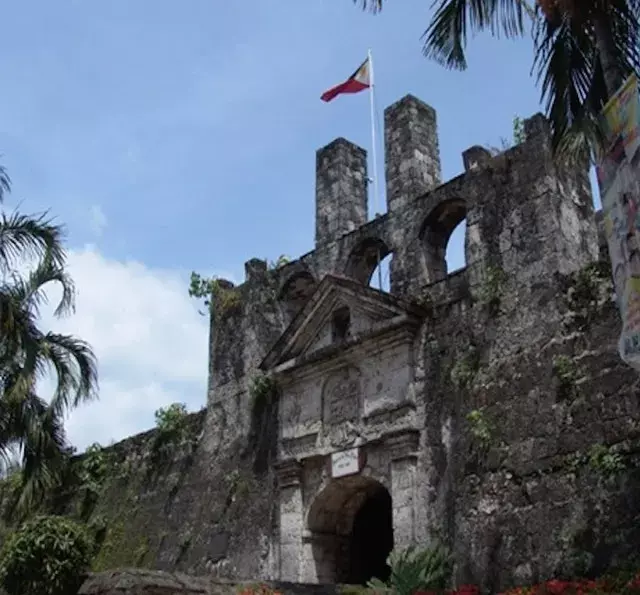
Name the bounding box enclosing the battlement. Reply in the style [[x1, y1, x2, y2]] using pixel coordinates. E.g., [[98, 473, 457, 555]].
[[211, 92, 599, 405]]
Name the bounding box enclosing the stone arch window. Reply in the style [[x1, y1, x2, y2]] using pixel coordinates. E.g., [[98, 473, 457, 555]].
[[278, 271, 316, 319], [344, 238, 393, 288], [419, 198, 467, 284], [331, 306, 351, 342], [307, 475, 393, 585]]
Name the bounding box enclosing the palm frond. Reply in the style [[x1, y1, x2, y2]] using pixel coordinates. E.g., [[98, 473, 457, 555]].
[[0, 210, 67, 274], [17, 398, 68, 518], [422, 0, 530, 70], [5, 257, 76, 320], [0, 383, 69, 519], [0, 163, 11, 203], [532, 0, 640, 163], [354, 0, 383, 12], [41, 332, 98, 415]]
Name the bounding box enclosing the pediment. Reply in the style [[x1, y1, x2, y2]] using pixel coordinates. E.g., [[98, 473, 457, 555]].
[[260, 275, 425, 371]]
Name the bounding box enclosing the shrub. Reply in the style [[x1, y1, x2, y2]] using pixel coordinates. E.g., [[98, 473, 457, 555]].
[[0, 515, 94, 595], [367, 543, 452, 595]]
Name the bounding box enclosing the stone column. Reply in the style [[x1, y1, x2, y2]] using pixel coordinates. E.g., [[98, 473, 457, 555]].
[[388, 431, 420, 549], [384, 95, 441, 213], [315, 138, 368, 247], [275, 459, 303, 581]]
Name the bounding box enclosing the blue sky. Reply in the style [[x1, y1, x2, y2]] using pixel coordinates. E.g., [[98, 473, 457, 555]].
[[0, 0, 594, 450]]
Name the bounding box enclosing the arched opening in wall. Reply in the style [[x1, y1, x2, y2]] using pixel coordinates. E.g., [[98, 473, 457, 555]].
[[446, 219, 467, 273], [420, 198, 467, 284], [307, 475, 393, 585], [369, 252, 392, 292], [344, 238, 393, 290], [279, 271, 317, 320]]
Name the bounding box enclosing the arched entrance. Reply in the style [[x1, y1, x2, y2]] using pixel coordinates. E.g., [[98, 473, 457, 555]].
[[307, 475, 393, 585]]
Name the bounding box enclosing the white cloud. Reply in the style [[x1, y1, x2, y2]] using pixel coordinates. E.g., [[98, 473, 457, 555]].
[[88, 204, 107, 238], [36, 246, 222, 452]]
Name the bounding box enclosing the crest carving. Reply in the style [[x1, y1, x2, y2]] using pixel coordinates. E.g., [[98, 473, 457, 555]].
[[322, 366, 361, 425]]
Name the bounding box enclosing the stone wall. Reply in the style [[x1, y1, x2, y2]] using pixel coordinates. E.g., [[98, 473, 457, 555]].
[[78, 569, 347, 595], [0, 404, 280, 580], [2, 94, 637, 594], [421, 260, 640, 591]]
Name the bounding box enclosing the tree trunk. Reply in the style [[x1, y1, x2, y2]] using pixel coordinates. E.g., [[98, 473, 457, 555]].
[[593, 11, 626, 98]]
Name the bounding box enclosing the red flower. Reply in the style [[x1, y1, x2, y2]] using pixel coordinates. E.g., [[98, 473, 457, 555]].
[[456, 586, 481, 595]]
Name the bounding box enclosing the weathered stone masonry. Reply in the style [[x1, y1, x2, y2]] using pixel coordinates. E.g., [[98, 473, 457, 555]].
[[42, 92, 640, 593], [200, 91, 639, 589]]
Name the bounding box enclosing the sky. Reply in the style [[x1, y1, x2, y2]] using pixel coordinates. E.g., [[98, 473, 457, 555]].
[[0, 0, 598, 452]]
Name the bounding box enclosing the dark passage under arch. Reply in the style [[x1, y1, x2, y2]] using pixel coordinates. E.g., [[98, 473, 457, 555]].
[[348, 487, 393, 584], [307, 475, 394, 585]]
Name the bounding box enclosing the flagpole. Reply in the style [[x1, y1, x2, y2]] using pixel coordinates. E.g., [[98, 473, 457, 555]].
[[368, 48, 383, 291]]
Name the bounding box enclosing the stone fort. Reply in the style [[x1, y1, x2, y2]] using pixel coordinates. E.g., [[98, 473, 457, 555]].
[[54, 93, 640, 593]]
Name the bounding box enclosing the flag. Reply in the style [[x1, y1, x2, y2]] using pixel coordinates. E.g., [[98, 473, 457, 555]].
[[321, 58, 371, 103]]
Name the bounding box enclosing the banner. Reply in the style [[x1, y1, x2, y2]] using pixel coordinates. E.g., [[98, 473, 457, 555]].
[[596, 74, 640, 369]]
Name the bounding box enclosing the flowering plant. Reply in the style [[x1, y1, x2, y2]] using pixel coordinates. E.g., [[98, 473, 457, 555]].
[[237, 584, 283, 595], [499, 572, 640, 594]]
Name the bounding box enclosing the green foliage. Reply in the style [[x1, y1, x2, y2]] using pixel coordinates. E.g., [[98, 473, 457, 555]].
[[151, 403, 191, 463], [91, 518, 152, 572], [450, 346, 479, 390], [76, 442, 109, 520], [367, 543, 452, 595], [466, 408, 496, 450], [338, 586, 377, 595], [552, 355, 581, 399], [249, 373, 277, 408], [268, 254, 290, 270], [513, 116, 526, 144], [225, 469, 252, 502], [478, 266, 507, 314], [563, 262, 613, 333], [485, 115, 525, 154], [587, 443, 626, 478], [0, 515, 93, 595], [565, 444, 626, 480], [78, 443, 108, 492], [155, 402, 188, 437], [188, 272, 241, 317], [0, 163, 99, 518]]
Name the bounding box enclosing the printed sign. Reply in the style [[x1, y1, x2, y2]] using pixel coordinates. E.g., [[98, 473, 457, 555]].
[[331, 447, 361, 478], [596, 74, 640, 370]]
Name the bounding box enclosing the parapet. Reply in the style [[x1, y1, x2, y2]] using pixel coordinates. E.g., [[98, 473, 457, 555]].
[[462, 145, 493, 172], [244, 258, 268, 283]]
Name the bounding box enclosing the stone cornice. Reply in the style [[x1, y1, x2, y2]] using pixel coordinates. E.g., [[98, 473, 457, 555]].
[[386, 430, 420, 462]]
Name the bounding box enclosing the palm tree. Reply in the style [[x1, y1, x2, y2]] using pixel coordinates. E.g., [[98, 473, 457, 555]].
[[356, 0, 640, 161], [0, 165, 98, 517]]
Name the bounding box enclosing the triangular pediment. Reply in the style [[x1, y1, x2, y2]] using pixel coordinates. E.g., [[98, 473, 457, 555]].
[[260, 275, 425, 371]]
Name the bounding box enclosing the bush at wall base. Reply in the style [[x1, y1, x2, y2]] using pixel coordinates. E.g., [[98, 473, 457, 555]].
[[0, 515, 93, 595]]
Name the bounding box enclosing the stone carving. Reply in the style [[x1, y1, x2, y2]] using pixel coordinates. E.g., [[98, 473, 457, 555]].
[[326, 422, 360, 449], [322, 367, 361, 425]]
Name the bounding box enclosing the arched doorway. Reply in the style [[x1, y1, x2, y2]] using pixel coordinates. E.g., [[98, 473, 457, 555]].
[[307, 475, 393, 585]]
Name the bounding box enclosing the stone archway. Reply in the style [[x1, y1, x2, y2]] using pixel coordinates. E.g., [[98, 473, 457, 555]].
[[419, 198, 467, 283], [344, 237, 393, 287], [307, 475, 393, 585]]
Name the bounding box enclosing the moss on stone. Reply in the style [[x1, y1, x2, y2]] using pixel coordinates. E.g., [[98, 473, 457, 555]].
[[91, 520, 153, 572]]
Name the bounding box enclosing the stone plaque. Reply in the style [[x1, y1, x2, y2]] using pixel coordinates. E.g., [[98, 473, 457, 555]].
[[331, 447, 361, 478]]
